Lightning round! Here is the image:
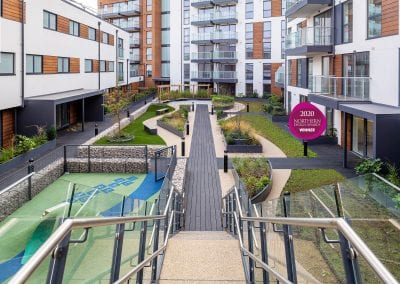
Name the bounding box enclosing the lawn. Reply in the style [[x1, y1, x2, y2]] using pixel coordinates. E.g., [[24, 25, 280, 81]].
[[233, 115, 317, 157], [283, 169, 345, 194], [95, 104, 174, 145], [238, 100, 266, 112]]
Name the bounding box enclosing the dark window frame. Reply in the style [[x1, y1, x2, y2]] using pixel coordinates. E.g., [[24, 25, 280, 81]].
[[88, 27, 97, 41], [342, 0, 353, 43], [0, 52, 15, 76], [69, 20, 80, 37], [85, 59, 93, 73], [367, 0, 382, 39], [58, 57, 70, 73], [26, 54, 43, 75], [43, 10, 57, 31]]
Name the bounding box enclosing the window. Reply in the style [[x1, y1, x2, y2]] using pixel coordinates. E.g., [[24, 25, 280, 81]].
[[245, 0, 253, 19], [184, 10, 189, 25], [146, 64, 152, 77], [43, 11, 57, 31], [69, 20, 80, 37], [118, 62, 124, 81], [0, 53, 14, 75], [147, 0, 152, 11], [307, 58, 313, 89], [297, 60, 302, 87], [263, 63, 271, 81], [146, 32, 152, 45], [245, 23, 253, 59], [368, 0, 381, 38], [263, 84, 271, 95], [102, 32, 108, 44], [88, 27, 96, 41], [281, 0, 286, 16], [287, 60, 292, 85], [162, 46, 170, 61], [184, 64, 190, 80], [162, 14, 170, 28], [263, 22, 271, 59], [146, 48, 152, 61], [246, 84, 253, 96], [245, 63, 253, 80], [281, 20, 286, 59], [263, 0, 271, 18], [147, 15, 152, 28], [184, 28, 190, 43], [100, 60, 106, 72], [58, 57, 69, 73], [118, 38, 124, 58], [162, 0, 170, 12], [108, 61, 114, 72], [343, 1, 353, 43], [161, 63, 170, 77], [130, 64, 139, 77], [184, 45, 190, 61], [85, 59, 93, 73], [26, 55, 42, 74]]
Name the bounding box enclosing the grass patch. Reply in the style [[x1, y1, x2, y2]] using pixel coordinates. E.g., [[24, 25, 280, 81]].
[[95, 104, 174, 145], [239, 100, 265, 112], [283, 169, 345, 194], [212, 95, 235, 109], [232, 115, 317, 157]]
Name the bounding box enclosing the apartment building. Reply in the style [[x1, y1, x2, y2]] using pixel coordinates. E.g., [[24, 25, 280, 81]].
[[0, 0, 140, 147], [285, 0, 400, 163], [99, 0, 285, 96]]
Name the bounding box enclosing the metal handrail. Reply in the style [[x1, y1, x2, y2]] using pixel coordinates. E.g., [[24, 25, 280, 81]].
[[0, 172, 35, 196], [372, 173, 400, 193], [10, 185, 182, 283], [225, 187, 399, 284]]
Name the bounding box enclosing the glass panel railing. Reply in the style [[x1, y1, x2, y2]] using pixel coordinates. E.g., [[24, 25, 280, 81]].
[[212, 31, 238, 41], [191, 33, 212, 41], [191, 13, 213, 22], [213, 11, 238, 20], [213, 51, 236, 60], [213, 71, 236, 80], [286, 27, 333, 49], [191, 71, 212, 79], [191, 52, 212, 60], [310, 76, 370, 100]]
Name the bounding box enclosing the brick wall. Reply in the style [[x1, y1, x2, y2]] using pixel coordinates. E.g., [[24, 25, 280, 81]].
[[253, 22, 264, 59], [272, 0, 282, 17], [271, 63, 283, 96], [290, 59, 297, 87]]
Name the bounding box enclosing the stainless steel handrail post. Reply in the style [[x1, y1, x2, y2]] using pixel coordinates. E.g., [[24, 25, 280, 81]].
[[282, 193, 297, 283], [46, 231, 72, 284]]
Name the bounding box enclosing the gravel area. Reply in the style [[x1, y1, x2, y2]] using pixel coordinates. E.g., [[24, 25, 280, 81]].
[[172, 158, 187, 193]]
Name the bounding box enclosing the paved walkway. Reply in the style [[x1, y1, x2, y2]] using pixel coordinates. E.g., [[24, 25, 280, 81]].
[[184, 105, 222, 231]]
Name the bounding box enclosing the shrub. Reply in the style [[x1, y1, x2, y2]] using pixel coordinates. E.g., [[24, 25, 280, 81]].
[[46, 127, 57, 141], [355, 158, 384, 174], [216, 110, 224, 120], [233, 158, 271, 197], [386, 163, 400, 187], [264, 94, 285, 116], [0, 147, 15, 164], [212, 95, 235, 108], [160, 108, 188, 132], [196, 89, 210, 98], [15, 135, 36, 155]]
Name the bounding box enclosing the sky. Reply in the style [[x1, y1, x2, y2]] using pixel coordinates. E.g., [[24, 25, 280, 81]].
[[76, 0, 97, 9]]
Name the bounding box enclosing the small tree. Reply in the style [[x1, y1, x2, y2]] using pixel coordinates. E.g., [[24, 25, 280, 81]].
[[104, 85, 132, 137]]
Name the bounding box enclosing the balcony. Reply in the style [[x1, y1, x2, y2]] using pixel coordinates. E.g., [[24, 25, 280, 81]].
[[191, 71, 213, 82], [212, 51, 237, 63], [130, 70, 140, 78], [213, 71, 237, 83], [191, 33, 212, 44], [129, 54, 140, 63], [286, 0, 332, 18], [212, 31, 238, 43], [308, 75, 371, 108], [191, 13, 213, 26], [129, 38, 140, 48], [124, 22, 140, 32], [191, 0, 213, 8], [191, 52, 213, 62], [275, 66, 285, 88], [100, 3, 140, 19], [213, 0, 238, 5], [286, 26, 333, 56], [212, 11, 238, 25]]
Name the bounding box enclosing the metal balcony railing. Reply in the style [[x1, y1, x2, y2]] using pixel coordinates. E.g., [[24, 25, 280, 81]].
[[286, 26, 333, 49], [191, 33, 213, 42], [310, 75, 371, 100], [191, 52, 213, 60], [130, 37, 140, 46], [213, 71, 236, 80], [130, 70, 139, 77], [213, 51, 237, 60]]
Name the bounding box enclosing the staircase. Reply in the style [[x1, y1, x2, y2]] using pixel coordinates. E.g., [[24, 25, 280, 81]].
[[159, 231, 246, 283]]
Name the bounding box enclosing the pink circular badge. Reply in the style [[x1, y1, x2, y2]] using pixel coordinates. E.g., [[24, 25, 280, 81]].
[[289, 102, 327, 141]]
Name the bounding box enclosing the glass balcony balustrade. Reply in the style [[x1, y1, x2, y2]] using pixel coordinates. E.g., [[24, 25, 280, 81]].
[[286, 26, 333, 49], [310, 75, 371, 101]]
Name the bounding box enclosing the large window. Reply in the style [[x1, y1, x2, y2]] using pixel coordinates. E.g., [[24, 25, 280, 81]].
[[0, 53, 14, 75], [184, 64, 190, 80], [263, 21, 271, 59], [147, 15, 152, 28], [102, 32, 108, 44], [343, 1, 353, 43], [118, 38, 124, 58], [26, 55, 43, 74], [367, 0, 381, 38], [58, 57, 69, 73], [245, 63, 253, 80], [245, 0, 253, 19], [147, 0, 152, 11], [100, 60, 106, 72], [88, 27, 96, 41], [146, 64, 152, 77], [146, 48, 152, 61], [281, 20, 286, 59], [69, 20, 80, 37], [343, 52, 370, 98], [297, 59, 302, 87], [43, 11, 57, 30], [352, 117, 373, 157], [263, 63, 271, 81], [108, 61, 114, 72], [118, 62, 124, 81], [85, 59, 93, 73], [245, 23, 253, 59], [263, 0, 271, 18]]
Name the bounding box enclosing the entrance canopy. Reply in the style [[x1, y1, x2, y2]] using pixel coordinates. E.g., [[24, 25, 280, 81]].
[[339, 103, 400, 120], [25, 89, 104, 105]]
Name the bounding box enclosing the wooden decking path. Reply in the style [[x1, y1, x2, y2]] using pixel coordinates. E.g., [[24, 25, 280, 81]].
[[184, 105, 222, 231]]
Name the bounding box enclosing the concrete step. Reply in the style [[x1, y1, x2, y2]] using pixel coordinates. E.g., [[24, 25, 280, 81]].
[[160, 231, 246, 283]]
